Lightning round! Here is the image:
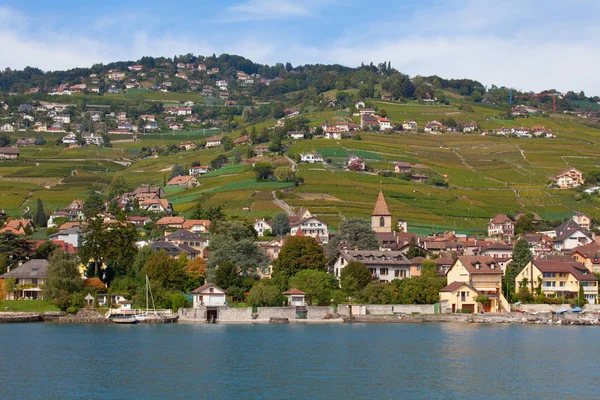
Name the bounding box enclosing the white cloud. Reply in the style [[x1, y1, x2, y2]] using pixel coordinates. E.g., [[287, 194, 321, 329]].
[[225, 0, 320, 21]]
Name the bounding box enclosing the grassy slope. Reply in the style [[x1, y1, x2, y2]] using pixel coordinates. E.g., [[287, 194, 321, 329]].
[[3, 96, 600, 233], [0, 300, 60, 312]]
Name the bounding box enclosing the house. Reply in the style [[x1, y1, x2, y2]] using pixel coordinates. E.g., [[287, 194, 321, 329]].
[[191, 283, 227, 307], [234, 135, 250, 146], [139, 198, 172, 214], [15, 138, 36, 147], [82, 133, 104, 146], [61, 133, 78, 145], [487, 214, 514, 236], [165, 229, 204, 257], [156, 216, 185, 230], [439, 282, 480, 314], [346, 155, 366, 171], [462, 122, 478, 133], [516, 260, 598, 304], [287, 131, 305, 140], [552, 219, 592, 251], [0, 219, 33, 235], [300, 153, 324, 163], [361, 115, 379, 130], [254, 218, 272, 237], [97, 293, 128, 307], [189, 166, 211, 175], [324, 128, 342, 139], [290, 216, 328, 243], [479, 242, 513, 261], [424, 121, 443, 133], [0, 123, 14, 132], [0, 147, 19, 160], [182, 219, 211, 233], [47, 211, 75, 227], [371, 191, 393, 233], [180, 141, 197, 151], [402, 120, 418, 131], [441, 256, 508, 313], [377, 117, 392, 131], [0, 259, 48, 300], [254, 145, 269, 156], [394, 162, 412, 173], [65, 199, 85, 220], [571, 243, 600, 273], [553, 168, 584, 189], [511, 127, 530, 135], [127, 216, 152, 228], [151, 240, 199, 259], [283, 108, 300, 118], [333, 250, 411, 282], [283, 289, 306, 306], [49, 226, 80, 248], [572, 213, 591, 229], [205, 136, 223, 148]]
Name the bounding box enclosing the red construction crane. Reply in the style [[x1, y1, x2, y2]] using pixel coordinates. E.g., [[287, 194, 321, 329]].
[[514, 92, 558, 112]]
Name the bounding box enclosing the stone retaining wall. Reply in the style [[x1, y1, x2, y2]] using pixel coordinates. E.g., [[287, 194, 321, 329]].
[[256, 307, 297, 320], [337, 304, 435, 316], [307, 306, 335, 319]]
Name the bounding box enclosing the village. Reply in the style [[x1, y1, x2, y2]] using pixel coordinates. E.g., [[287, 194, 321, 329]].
[[1, 186, 600, 323]]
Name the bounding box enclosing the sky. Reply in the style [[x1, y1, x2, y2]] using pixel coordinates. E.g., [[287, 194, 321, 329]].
[[1, 0, 600, 94]]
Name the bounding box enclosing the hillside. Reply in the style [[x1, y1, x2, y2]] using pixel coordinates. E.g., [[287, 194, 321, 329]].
[[1, 55, 600, 235]]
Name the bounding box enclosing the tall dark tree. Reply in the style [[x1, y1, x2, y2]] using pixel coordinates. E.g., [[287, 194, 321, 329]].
[[271, 213, 290, 236], [340, 261, 373, 297], [0, 232, 31, 270], [83, 193, 105, 218], [32, 198, 46, 227], [272, 236, 327, 287], [406, 237, 426, 259], [77, 216, 106, 279], [506, 238, 533, 299], [169, 164, 186, 179], [45, 250, 83, 310]]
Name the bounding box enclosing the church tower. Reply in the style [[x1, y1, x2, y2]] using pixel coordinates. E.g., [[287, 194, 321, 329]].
[[371, 191, 392, 233]]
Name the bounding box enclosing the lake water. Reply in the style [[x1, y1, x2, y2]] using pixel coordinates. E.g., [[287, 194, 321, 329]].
[[1, 322, 598, 399]]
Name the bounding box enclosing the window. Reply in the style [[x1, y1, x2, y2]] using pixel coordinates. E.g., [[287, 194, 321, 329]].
[[559, 282, 566, 287], [379, 217, 385, 227], [395, 270, 407, 278], [380, 268, 388, 275]]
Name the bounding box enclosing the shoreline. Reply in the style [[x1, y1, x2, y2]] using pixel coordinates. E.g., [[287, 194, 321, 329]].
[[2, 311, 599, 326]]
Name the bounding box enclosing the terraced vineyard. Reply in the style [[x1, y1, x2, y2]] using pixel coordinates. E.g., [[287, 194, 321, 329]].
[[3, 98, 600, 233]]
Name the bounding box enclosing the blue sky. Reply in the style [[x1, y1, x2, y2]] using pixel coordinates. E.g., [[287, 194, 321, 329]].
[[1, 0, 600, 93]]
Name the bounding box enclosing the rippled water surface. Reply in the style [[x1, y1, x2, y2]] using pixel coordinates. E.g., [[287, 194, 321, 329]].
[[1, 323, 598, 399]]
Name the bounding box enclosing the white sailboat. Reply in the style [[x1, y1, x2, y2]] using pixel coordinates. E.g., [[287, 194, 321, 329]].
[[134, 275, 159, 321]]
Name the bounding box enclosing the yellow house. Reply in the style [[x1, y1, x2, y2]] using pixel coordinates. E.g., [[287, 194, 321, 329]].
[[441, 256, 508, 313], [439, 282, 480, 313], [571, 243, 600, 273], [515, 260, 598, 304]]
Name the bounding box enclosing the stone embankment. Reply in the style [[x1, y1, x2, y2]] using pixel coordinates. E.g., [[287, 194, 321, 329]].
[[57, 309, 112, 324], [0, 312, 42, 323]]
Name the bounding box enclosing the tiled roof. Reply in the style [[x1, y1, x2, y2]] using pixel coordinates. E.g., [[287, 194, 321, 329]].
[[372, 191, 391, 216]]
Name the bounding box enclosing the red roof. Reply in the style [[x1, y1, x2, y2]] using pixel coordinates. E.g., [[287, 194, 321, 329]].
[[372, 191, 391, 216], [282, 288, 305, 295]]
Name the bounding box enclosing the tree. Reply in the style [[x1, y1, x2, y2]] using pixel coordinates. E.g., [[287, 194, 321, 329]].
[[142, 250, 186, 291], [210, 154, 229, 169], [340, 261, 373, 297], [45, 250, 83, 311], [0, 232, 31, 269], [515, 214, 535, 235], [222, 136, 234, 151], [253, 162, 273, 181], [289, 269, 338, 306], [406, 237, 426, 259], [184, 257, 206, 291], [274, 166, 295, 182], [247, 281, 283, 307], [394, 260, 446, 304], [506, 239, 533, 299], [272, 236, 327, 286], [33, 241, 58, 259], [108, 176, 130, 200], [103, 219, 139, 281], [207, 220, 268, 279], [358, 281, 399, 304], [271, 213, 290, 236], [215, 261, 238, 289], [169, 164, 186, 179], [83, 193, 105, 218], [233, 149, 242, 164], [35, 135, 46, 145], [77, 216, 106, 279], [325, 218, 379, 263], [577, 283, 586, 307], [32, 198, 46, 227], [191, 203, 224, 222]]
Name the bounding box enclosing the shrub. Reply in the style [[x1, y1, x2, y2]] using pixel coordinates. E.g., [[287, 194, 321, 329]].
[[66, 306, 78, 314]]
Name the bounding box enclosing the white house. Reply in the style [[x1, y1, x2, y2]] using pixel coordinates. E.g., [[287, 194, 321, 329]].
[[377, 117, 392, 131], [48, 226, 80, 248], [205, 136, 223, 148], [290, 216, 328, 243], [300, 153, 324, 163], [191, 283, 227, 307], [333, 250, 411, 283], [253, 218, 272, 237], [402, 120, 418, 131], [62, 133, 78, 145], [283, 289, 306, 306], [553, 219, 592, 251]]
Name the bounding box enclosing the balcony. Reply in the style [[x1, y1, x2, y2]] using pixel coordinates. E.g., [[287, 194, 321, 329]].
[[583, 286, 598, 293]]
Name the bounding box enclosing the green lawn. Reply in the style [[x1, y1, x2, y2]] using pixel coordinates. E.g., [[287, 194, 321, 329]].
[[0, 300, 60, 312]]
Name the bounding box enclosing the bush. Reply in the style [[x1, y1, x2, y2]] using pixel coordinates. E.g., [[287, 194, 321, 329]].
[[66, 306, 78, 314], [170, 293, 190, 312]]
